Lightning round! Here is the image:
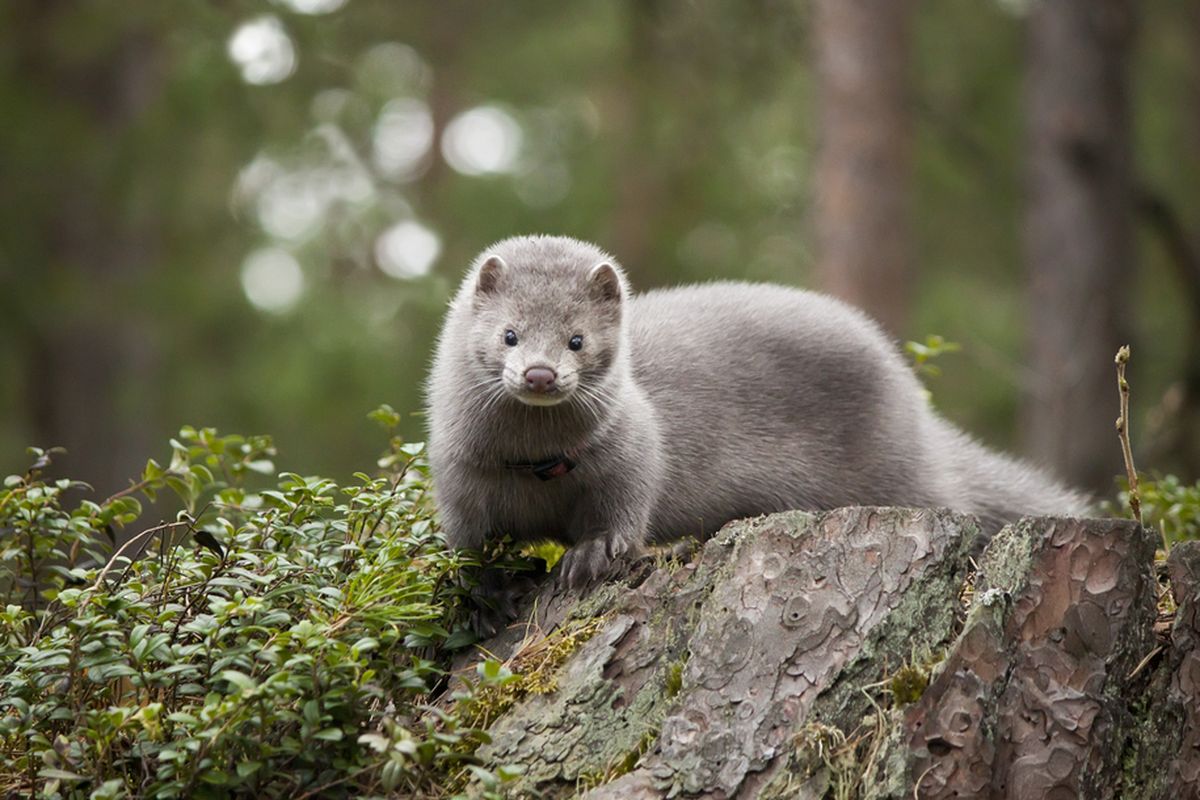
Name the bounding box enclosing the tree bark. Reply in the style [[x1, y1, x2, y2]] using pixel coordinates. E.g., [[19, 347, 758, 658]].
[[870, 516, 1157, 798], [1021, 0, 1136, 493], [811, 0, 915, 337], [457, 508, 1191, 799]]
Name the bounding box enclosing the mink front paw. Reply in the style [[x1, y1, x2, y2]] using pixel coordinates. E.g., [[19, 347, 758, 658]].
[[468, 588, 517, 639], [556, 537, 629, 590], [466, 566, 541, 639]]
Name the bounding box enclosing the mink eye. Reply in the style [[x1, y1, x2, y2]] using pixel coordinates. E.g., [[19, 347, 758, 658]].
[[504, 330, 518, 346], [568, 335, 583, 351]]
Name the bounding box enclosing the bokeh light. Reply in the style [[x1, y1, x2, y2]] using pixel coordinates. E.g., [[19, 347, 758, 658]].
[[233, 127, 375, 242], [375, 220, 441, 279], [241, 248, 306, 312], [275, 0, 348, 14], [373, 99, 434, 181], [441, 106, 523, 176], [257, 173, 325, 240], [228, 16, 297, 86]]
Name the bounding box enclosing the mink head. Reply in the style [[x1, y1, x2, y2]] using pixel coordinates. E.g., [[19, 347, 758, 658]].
[[458, 236, 628, 408]]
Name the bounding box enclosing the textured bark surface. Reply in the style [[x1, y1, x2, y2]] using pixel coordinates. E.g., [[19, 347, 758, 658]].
[[1151, 541, 1200, 794], [867, 516, 1156, 798], [460, 510, 1184, 799]]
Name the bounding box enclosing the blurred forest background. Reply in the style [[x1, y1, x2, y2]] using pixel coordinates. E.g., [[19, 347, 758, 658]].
[[1, 0, 1197, 498]]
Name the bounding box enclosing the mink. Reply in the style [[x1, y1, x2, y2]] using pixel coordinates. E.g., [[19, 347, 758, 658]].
[[425, 235, 1089, 615]]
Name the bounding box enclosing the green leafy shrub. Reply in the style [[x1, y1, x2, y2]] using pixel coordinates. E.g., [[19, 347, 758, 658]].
[[0, 410, 522, 799], [1118, 474, 1200, 545]]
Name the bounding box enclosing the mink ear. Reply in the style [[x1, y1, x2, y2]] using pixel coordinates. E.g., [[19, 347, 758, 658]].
[[587, 262, 623, 304], [475, 255, 506, 295]]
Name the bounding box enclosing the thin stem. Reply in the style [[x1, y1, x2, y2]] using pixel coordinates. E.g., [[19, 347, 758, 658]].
[[1115, 346, 1143, 527], [88, 519, 191, 594]]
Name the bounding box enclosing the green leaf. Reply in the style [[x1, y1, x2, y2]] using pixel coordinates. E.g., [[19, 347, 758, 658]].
[[444, 628, 477, 649], [39, 768, 87, 782], [245, 459, 275, 475], [496, 764, 525, 781], [89, 778, 126, 800], [2, 697, 30, 717], [302, 699, 321, 727], [368, 404, 402, 429], [313, 727, 343, 741], [219, 670, 258, 693], [143, 459, 165, 482], [477, 659, 514, 685], [357, 733, 390, 753], [351, 637, 379, 654]]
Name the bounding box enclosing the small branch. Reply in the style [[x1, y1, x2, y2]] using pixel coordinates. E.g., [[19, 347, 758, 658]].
[[1115, 346, 1141, 525], [88, 518, 192, 593], [101, 470, 183, 507]]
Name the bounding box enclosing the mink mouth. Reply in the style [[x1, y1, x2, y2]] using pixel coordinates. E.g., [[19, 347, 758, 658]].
[[514, 390, 569, 407], [509, 383, 575, 406], [502, 377, 576, 407]]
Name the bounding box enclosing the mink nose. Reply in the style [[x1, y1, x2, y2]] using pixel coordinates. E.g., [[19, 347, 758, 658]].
[[524, 367, 557, 393]]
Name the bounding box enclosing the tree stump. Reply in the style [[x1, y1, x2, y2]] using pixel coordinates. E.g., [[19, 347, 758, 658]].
[[459, 508, 1183, 799]]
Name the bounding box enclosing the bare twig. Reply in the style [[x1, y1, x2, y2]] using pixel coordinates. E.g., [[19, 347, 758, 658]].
[[1115, 346, 1141, 525], [100, 470, 184, 507], [89, 518, 192, 593]]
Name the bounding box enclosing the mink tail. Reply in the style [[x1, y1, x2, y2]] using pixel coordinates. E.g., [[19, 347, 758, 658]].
[[934, 418, 1095, 539]]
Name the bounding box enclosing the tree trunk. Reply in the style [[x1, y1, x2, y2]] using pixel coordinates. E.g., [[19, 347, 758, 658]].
[[9, 3, 165, 493], [811, 0, 915, 337], [1021, 0, 1136, 493], [605, 0, 670, 286]]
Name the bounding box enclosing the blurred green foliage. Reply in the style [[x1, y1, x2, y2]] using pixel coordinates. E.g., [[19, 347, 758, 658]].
[[906, 335, 962, 379], [1117, 474, 1200, 545], [0, 0, 1196, 490]]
